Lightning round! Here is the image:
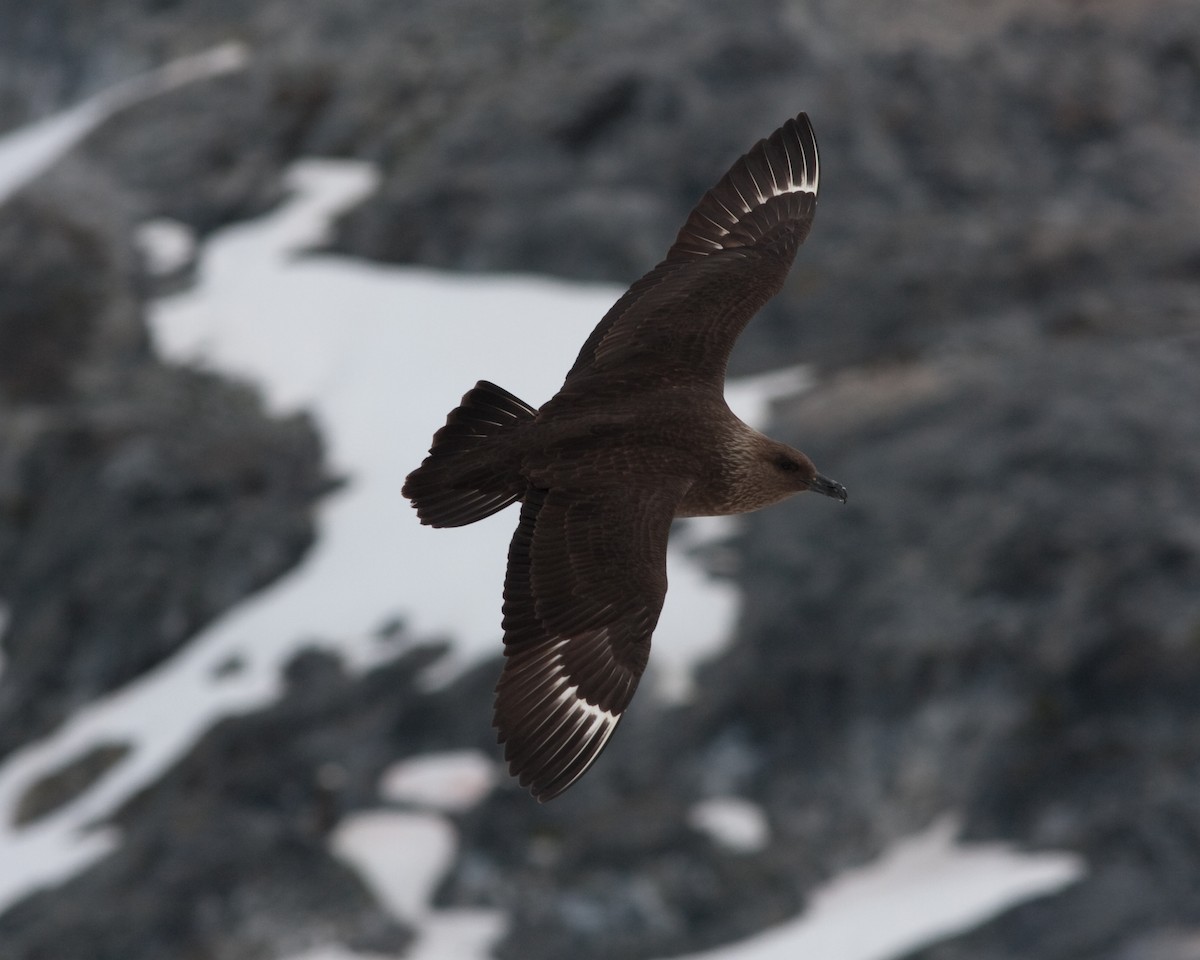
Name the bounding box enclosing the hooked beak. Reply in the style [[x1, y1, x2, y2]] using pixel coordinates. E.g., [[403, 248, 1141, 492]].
[[809, 473, 848, 503]]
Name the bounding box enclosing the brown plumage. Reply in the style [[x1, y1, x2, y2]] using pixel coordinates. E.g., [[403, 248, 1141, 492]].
[[403, 113, 846, 802]]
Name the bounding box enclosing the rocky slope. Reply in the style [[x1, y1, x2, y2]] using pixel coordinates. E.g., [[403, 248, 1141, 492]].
[[1, 0, 1199, 958], [0, 161, 330, 766]]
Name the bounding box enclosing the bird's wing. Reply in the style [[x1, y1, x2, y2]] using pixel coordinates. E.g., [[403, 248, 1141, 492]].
[[561, 112, 819, 391], [494, 479, 687, 801]]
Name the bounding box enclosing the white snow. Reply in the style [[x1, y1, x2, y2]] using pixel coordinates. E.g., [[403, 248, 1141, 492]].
[[281, 948, 394, 960], [332, 811, 458, 922], [0, 42, 248, 206], [380, 751, 497, 813], [666, 817, 1083, 960], [688, 796, 770, 853], [405, 911, 508, 960], [329, 806, 505, 960], [135, 217, 197, 275], [726, 364, 813, 427]]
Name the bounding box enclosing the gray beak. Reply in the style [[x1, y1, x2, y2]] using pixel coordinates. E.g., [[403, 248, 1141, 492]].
[[809, 473, 848, 503]]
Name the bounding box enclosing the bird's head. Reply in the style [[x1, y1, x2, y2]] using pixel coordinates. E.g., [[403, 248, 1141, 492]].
[[745, 437, 847, 511]]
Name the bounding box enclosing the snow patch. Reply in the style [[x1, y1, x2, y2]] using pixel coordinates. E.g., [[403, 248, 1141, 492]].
[[331, 810, 504, 960], [380, 751, 496, 813], [406, 910, 507, 960], [667, 816, 1084, 960], [688, 796, 770, 853], [136, 218, 197, 275], [725, 363, 813, 427], [332, 811, 456, 921], [280, 948, 393, 960]]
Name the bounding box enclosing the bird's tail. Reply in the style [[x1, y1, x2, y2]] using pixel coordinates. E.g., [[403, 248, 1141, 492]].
[[403, 380, 536, 527]]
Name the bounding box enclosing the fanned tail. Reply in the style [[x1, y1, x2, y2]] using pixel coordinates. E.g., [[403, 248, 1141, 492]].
[[403, 380, 535, 527]]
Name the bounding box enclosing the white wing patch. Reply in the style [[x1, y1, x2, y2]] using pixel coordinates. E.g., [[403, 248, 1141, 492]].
[[779, 119, 818, 195], [553, 679, 620, 725], [497, 633, 626, 799]]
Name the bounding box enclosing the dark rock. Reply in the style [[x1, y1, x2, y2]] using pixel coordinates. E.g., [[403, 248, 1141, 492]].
[[0, 161, 145, 402], [13, 741, 132, 826], [0, 363, 329, 763], [330, 0, 1200, 373], [76, 66, 322, 238], [715, 335, 1200, 960], [0, 807, 412, 960], [443, 769, 812, 960], [0, 167, 330, 764], [0, 640, 478, 960]]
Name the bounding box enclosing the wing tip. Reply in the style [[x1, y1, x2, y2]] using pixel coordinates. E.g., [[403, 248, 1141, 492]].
[[494, 674, 625, 802], [668, 110, 819, 261]]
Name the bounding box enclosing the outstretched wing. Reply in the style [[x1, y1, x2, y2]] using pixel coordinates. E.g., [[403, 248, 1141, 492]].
[[562, 112, 819, 390], [494, 480, 687, 801]]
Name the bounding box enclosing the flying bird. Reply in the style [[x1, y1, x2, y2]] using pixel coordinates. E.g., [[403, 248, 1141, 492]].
[[403, 112, 845, 802]]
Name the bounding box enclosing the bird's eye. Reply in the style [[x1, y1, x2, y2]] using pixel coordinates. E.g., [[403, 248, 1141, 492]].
[[775, 456, 801, 473]]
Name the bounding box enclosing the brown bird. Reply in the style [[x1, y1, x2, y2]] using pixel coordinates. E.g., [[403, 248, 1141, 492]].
[[403, 112, 845, 802]]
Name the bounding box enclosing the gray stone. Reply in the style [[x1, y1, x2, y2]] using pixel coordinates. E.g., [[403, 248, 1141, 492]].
[[0, 167, 330, 763]]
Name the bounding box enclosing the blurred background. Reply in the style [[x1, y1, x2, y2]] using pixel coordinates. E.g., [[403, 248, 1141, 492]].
[[2, 1, 1200, 958]]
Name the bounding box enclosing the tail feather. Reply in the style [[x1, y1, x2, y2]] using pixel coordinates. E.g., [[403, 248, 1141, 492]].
[[403, 381, 535, 527]]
